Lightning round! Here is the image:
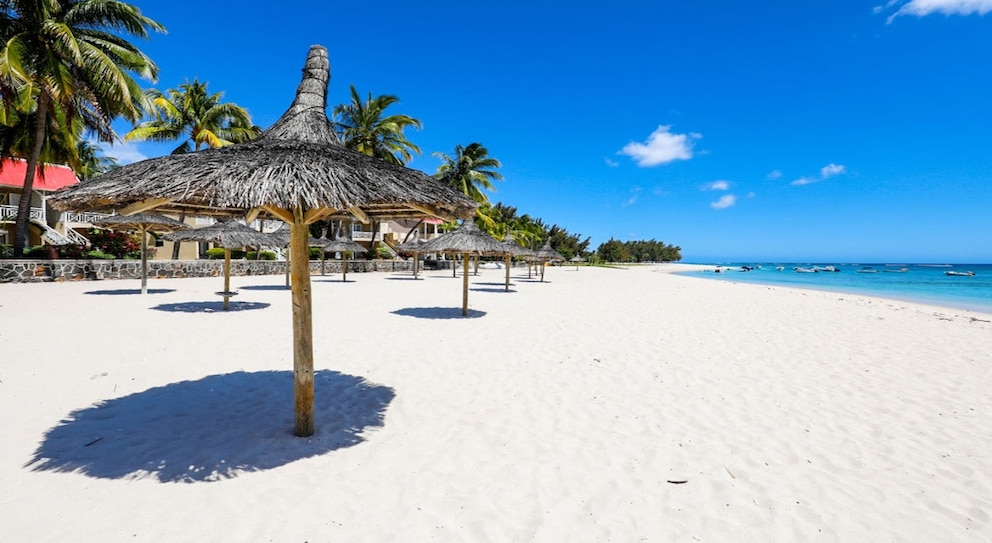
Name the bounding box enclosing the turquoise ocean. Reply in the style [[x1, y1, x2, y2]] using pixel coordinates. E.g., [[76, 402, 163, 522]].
[[681, 263, 992, 314]]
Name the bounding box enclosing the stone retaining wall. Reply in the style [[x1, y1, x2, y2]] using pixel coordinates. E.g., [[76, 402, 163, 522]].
[[0, 258, 424, 283]]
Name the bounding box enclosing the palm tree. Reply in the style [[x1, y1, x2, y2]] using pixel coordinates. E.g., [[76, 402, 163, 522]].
[[126, 79, 260, 257], [0, 0, 163, 257], [432, 142, 503, 205], [332, 85, 422, 166], [126, 79, 261, 154], [75, 140, 118, 180], [332, 85, 422, 253]]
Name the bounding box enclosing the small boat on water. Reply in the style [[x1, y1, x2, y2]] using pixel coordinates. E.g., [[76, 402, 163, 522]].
[[794, 267, 817, 273], [946, 270, 976, 277], [856, 267, 879, 273], [884, 267, 909, 273], [814, 265, 840, 272]]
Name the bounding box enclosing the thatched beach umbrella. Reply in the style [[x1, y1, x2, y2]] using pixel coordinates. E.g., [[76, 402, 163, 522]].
[[569, 254, 586, 270], [395, 231, 427, 279], [321, 228, 367, 282], [91, 212, 187, 294], [418, 221, 506, 316], [164, 221, 283, 310], [50, 45, 476, 437], [534, 240, 565, 282], [497, 230, 531, 291]]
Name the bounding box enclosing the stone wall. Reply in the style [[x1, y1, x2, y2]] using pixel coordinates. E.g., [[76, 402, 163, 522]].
[[0, 258, 422, 283]]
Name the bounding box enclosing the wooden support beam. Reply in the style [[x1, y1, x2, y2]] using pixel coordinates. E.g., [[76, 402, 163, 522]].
[[262, 205, 294, 224], [119, 198, 171, 216], [244, 207, 263, 224], [347, 206, 369, 224], [303, 207, 336, 225]]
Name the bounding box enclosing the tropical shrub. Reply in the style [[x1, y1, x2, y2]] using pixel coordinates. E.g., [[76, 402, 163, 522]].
[[89, 231, 142, 259], [246, 250, 277, 260], [204, 248, 247, 259]]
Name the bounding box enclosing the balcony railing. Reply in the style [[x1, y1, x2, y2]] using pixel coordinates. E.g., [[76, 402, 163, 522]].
[[351, 231, 382, 241], [0, 204, 44, 222], [60, 211, 112, 224]]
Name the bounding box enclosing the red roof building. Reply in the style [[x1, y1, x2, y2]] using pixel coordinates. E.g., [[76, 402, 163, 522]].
[[0, 158, 79, 192]]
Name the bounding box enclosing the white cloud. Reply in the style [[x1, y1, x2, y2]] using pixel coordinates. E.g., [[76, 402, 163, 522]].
[[821, 163, 846, 178], [888, 0, 992, 21], [710, 194, 737, 209], [604, 158, 619, 167], [703, 180, 730, 191], [767, 169, 782, 180], [98, 141, 147, 165], [618, 125, 697, 167], [791, 163, 847, 186], [622, 196, 638, 207]]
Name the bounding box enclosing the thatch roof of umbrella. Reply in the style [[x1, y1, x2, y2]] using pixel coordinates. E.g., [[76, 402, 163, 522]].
[[569, 255, 586, 262], [534, 240, 565, 261], [163, 220, 282, 248], [417, 221, 507, 315], [91, 213, 188, 295], [49, 45, 477, 438], [418, 220, 506, 256], [394, 231, 425, 254]]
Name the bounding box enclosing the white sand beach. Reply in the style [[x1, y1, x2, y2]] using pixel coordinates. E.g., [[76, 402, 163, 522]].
[[2, 263, 991, 542]]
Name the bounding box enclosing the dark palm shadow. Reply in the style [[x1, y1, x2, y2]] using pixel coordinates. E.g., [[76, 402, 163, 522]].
[[311, 278, 353, 283], [239, 285, 290, 291], [150, 301, 271, 313], [27, 370, 394, 483], [391, 307, 486, 319], [385, 276, 423, 281], [474, 282, 510, 287], [85, 288, 176, 296]]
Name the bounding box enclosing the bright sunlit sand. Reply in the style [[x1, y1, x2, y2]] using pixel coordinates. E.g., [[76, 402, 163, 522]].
[[2, 264, 991, 541]]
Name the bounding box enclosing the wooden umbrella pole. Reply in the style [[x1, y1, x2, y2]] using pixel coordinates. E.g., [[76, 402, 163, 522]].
[[413, 252, 419, 279], [285, 247, 291, 288], [505, 254, 511, 291], [541, 259, 546, 282], [462, 252, 470, 316], [320, 251, 326, 275], [223, 248, 232, 310], [342, 252, 348, 282], [290, 215, 315, 437], [140, 225, 149, 295], [453, 255, 457, 277]]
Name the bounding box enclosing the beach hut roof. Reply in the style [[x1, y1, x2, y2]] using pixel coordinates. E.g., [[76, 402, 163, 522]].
[[417, 221, 507, 256], [395, 231, 427, 254], [163, 220, 282, 249], [48, 46, 477, 224]]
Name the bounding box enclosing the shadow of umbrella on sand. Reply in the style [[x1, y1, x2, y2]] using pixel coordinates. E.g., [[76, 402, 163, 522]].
[[164, 221, 283, 310], [50, 45, 476, 437], [418, 221, 507, 316], [91, 212, 187, 294]]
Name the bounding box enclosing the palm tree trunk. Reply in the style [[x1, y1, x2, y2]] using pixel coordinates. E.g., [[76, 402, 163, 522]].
[[13, 93, 50, 258]]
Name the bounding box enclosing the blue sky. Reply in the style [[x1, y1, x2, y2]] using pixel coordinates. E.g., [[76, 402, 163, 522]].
[[104, 1, 992, 263]]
